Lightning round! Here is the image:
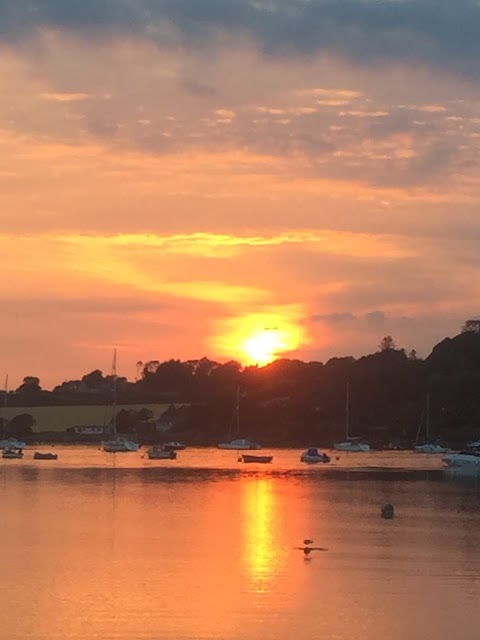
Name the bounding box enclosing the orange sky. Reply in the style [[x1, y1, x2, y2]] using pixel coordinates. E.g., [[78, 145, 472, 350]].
[[2, 4, 480, 389]]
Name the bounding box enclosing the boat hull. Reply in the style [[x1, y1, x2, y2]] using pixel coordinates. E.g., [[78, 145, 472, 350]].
[[334, 442, 370, 452], [218, 439, 261, 450], [102, 437, 140, 452], [147, 448, 177, 460], [443, 453, 480, 467], [301, 454, 330, 464], [241, 455, 273, 463], [2, 449, 23, 459], [415, 444, 451, 453], [33, 452, 58, 460], [301, 448, 330, 463], [163, 442, 186, 451]]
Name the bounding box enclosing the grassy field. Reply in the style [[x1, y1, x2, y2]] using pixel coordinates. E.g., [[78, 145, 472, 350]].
[[0, 404, 183, 432]]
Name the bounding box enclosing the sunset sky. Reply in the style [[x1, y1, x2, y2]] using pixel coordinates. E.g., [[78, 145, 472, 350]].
[[2, 0, 480, 389]]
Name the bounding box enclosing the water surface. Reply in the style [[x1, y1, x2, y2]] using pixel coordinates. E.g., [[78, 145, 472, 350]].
[[0, 448, 479, 640]]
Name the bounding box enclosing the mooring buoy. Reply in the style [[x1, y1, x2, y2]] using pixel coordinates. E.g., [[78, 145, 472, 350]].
[[381, 503, 394, 519]]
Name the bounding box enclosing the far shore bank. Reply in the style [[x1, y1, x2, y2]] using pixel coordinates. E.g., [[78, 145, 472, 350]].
[[17, 432, 448, 451]]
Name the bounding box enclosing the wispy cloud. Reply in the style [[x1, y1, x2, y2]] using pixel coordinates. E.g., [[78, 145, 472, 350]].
[[1, 0, 480, 386], [40, 92, 90, 102], [60, 230, 411, 259]]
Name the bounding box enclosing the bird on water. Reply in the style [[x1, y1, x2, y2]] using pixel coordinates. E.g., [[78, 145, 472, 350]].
[[294, 539, 328, 556]]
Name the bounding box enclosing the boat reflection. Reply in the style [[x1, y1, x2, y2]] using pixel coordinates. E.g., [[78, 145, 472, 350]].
[[444, 466, 480, 485]]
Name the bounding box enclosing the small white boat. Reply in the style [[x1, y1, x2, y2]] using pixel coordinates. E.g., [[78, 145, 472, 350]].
[[414, 394, 449, 453], [0, 377, 25, 451], [163, 441, 186, 451], [0, 438, 27, 450], [241, 454, 273, 463], [218, 388, 261, 450], [2, 447, 23, 459], [415, 442, 451, 454], [300, 448, 330, 463], [467, 439, 480, 449], [443, 450, 480, 468], [218, 439, 261, 450], [334, 438, 370, 452], [101, 351, 140, 453], [333, 382, 370, 452], [147, 446, 176, 460], [102, 435, 140, 453]]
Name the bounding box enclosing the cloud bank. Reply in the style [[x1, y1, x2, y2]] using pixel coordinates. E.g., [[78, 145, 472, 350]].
[[1, 1, 480, 78]]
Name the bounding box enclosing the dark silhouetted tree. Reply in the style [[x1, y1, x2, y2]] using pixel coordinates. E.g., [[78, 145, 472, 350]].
[[379, 336, 396, 351], [16, 376, 42, 394], [82, 369, 104, 389], [8, 413, 35, 437], [462, 319, 480, 333]]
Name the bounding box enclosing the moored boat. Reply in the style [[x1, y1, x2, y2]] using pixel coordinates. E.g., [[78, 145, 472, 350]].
[[442, 450, 480, 468], [101, 350, 139, 453], [163, 441, 186, 451], [218, 438, 261, 450], [103, 435, 140, 453], [414, 394, 449, 453], [0, 437, 27, 450], [333, 382, 370, 452], [415, 442, 451, 454], [218, 387, 261, 450], [241, 454, 273, 464], [2, 447, 23, 459], [300, 448, 330, 463], [33, 452, 58, 460], [466, 439, 480, 450], [334, 438, 370, 452], [147, 446, 177, 460], [0, 376, 26, 451]]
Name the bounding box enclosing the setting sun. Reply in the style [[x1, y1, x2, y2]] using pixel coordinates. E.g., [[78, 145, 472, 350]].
[[212, 310, 307, 366], [242, 328, 287, 365]]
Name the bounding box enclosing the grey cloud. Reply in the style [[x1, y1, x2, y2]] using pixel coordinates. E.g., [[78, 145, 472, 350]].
[[178, 79, 217, 98], [2, 1, 480, 79], [365, 311, 386, 328], [86, 117, 120, 138], [2, 296, 170, 317], [328, 264, 468, 309], [311, 311, 358, 325], [312, 309, 408, 329]]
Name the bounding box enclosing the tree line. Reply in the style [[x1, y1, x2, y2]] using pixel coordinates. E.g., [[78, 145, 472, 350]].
[[4, 321, 480, 446]]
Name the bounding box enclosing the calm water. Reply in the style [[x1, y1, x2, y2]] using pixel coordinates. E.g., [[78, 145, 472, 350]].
[[1, 447, 479, 640]]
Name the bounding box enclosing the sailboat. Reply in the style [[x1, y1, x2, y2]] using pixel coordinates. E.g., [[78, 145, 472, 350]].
[[217, 387, 261, 450], [414, 394, 450, 453], [0, 374, 27, 451], [333, 381, 370, 452], [102, 351, 140, 453]]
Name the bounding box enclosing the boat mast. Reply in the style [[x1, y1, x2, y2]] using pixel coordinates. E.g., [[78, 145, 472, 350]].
[[415, 394, 429, 444], [345, 380, 350, 440], [426, 393, 430, 440], [235, 386, 240, 436], [112, 349, 117, 436], [1, 374, 7, 438]]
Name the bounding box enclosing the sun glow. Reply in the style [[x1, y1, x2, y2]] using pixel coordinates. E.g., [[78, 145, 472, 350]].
[[242, 328, 288, 366], [213, 311, 307, 366]]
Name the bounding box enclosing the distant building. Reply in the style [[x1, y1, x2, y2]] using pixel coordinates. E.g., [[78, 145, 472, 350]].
[[71, 426, 105, 435]]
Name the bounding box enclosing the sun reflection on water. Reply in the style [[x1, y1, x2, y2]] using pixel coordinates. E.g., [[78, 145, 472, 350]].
[[241, 477, 282, 594]]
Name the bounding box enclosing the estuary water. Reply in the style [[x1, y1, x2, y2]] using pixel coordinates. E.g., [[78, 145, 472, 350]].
[[0, 447, 479, 640]]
